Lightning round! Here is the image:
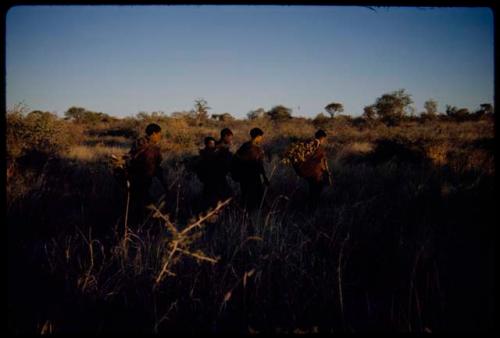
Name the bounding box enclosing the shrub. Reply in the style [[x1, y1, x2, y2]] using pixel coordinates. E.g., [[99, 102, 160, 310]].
[[7, 110, 74, 160], [267, 105, 293, 121], [313, 113, 330, 128], [371, 89, 414, 126], [64, 106, 116, 125]]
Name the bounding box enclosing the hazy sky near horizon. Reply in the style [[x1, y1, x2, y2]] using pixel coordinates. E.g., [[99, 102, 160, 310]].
[[6, 5, 494, 118]]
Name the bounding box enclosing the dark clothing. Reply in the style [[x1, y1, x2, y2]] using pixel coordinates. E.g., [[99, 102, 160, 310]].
[[196, 148, 217, 182], [299, 142, 329, 210], [214, 140, 234, 199], [235, 141, 267, 211], [235, 141, 266, 179], [128, 137, 163, 180], [196, 147, 232, 210], [127, 137, 164, 228], [215, 140, 233, 175]]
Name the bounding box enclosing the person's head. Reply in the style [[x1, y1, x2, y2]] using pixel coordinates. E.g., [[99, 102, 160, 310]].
[[146, 123, 162, 144], [204, 136, 216, 149], [250, 127, 264, 144], [315, 129, 327, 145], [220, 128, 233, 145]]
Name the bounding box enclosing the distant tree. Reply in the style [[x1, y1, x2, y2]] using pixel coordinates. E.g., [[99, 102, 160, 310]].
[[64, 106, 111, 124], [480, 103, 493, 114], [446, 105, 473, 121], [445, 105, 458, 117], [151, 111, 166, 118], [363, 105, 376, 120], [211, 113, 234, 122], [171, 111, 196, 119], [136, 111, 150, 120], [136, 111, 165, 121], [475, 103, 494, 117], [424, 99, 438, 116], [64, 106, 87, 122], [372, 89, 413, 125], [7, 101, 31, 116], [267, 105, 292, 121], [247, 108, 267, 120], [455, 108, 470, 119], [324, 102, 344, 118], [445, 105, 472, 121], [419, 99, 439, 122], [193, 98, 210, 124], [221, 113, 234, 121]]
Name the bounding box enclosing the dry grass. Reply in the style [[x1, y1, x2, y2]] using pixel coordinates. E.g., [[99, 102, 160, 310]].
[[425, 142, 450, 166], [65, 145, 128, 162], [7, 115, 495, 333]]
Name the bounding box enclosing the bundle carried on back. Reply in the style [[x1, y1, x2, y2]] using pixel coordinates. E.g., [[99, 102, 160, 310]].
[[281, 139, 321, 178]]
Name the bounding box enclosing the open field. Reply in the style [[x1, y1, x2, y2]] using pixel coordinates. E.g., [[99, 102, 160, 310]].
[[7, 112, 495, 333]]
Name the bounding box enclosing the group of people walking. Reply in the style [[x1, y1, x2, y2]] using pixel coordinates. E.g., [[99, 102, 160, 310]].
[[121, 123, 331, 228], [195, 127, 271, 212]]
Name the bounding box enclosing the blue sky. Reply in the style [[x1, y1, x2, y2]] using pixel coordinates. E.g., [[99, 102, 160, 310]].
[[6, 5, 494, 118]]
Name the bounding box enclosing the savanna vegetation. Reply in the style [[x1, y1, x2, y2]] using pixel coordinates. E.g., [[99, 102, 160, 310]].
[[7, 90, 495, 333]]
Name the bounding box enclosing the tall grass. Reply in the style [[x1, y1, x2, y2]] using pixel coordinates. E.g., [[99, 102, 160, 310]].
[[7, 117, 495, 333]]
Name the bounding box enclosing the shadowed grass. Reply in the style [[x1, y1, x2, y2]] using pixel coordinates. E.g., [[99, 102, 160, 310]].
[[7, 117, 495, 333]]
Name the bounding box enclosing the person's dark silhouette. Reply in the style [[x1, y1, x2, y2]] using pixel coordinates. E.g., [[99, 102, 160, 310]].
[[212, 128, 234, 202], [233, 128, 270, 211], [196, 136, 223, 210], [295, 130, 330, 211], [127, 123, 166, 229]]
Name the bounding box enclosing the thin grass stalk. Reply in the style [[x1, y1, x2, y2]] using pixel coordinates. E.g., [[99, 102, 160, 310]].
[[155, 240, 179, 286], [255, 163, 278, 232], [123, 180, 131, 251], [408, 242, 427, 331], [338, 232, 350, 330], [180, 198, 232, 236]]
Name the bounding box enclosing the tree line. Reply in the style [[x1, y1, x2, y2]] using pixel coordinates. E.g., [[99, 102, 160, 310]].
[[10, 88, 494, 128]]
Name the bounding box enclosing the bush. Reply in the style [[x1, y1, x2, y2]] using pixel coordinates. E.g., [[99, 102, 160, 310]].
[[64, 106, 117, 125], [419, 112, 438, 123], [7, 110, 75, 161], [313, 113, 330, 128], [267, 105, 293, 121], [371, 89, 414, 126]]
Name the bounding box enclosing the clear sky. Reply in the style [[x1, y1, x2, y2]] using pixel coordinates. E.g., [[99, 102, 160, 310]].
[[6, 5, 494, 118]]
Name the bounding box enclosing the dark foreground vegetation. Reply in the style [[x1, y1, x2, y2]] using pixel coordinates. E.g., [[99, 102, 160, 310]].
[[7, 98, 495, 333]]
